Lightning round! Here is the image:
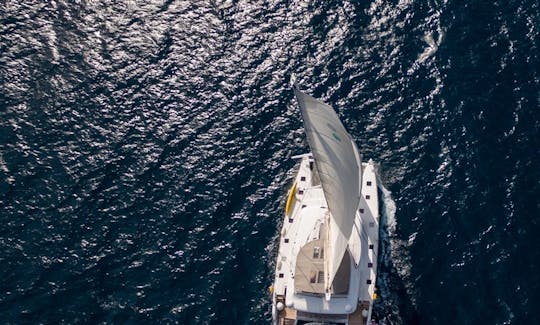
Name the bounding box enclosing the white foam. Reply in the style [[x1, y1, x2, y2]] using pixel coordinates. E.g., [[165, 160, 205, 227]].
[[418, 24, 445, 64], [378, 176, 397, 234], [0, 153, 8, 173]]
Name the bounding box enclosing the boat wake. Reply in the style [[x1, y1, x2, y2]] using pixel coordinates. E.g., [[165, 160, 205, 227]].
[[378, 178, 397, 235], [373, 171, 414, 324]]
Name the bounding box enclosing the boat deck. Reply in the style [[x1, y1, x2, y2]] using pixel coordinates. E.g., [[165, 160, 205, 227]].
[[276, 300, 371, 325], [348, 301, 371, 325], [273, 157, 380, 325]]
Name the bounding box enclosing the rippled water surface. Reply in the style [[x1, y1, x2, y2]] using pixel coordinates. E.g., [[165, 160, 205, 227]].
[[1, 0, 539, 324]]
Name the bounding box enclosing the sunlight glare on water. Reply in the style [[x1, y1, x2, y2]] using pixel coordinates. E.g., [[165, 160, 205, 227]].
[[1, 0, 539, 323]]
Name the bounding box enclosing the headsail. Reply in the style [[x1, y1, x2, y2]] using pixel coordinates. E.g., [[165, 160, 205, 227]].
[[293, 85, 362, 292]]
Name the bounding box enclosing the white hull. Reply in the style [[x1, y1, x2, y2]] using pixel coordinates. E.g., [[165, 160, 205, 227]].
[[272, 156, 380, 325]]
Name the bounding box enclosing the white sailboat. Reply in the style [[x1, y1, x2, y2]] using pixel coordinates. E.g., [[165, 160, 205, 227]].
[[272, 80, 380, 325]]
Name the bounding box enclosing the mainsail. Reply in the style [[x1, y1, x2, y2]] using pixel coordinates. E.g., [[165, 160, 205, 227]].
[[293, 86, 362, 292]]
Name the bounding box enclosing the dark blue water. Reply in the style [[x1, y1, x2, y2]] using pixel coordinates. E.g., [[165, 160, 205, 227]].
[[1, 0, 539, 324]]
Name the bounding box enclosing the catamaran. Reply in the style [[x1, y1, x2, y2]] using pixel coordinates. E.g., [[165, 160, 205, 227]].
[[271, 80, 380, 325]]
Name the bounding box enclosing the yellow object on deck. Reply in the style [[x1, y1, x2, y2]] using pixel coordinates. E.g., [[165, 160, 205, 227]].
[[372, 293, 378, 300], [285, 181, 297, 215]]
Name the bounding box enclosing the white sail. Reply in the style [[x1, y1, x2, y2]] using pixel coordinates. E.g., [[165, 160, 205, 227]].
[[293, 86, 362, 291]]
